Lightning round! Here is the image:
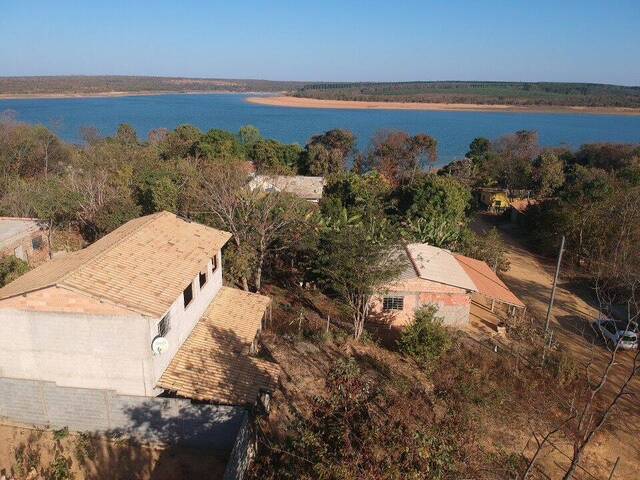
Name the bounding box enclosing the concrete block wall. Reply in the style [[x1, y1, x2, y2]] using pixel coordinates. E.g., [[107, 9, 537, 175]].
[[0, 377, 245, 450], [223, 413, 255, 480]]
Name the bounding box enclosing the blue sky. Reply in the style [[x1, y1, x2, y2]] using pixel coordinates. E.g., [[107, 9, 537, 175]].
[[1, 0, 639, 85]]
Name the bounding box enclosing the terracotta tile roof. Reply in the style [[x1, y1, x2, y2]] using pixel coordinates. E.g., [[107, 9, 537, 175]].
[[406, 244, 477, 292], [0, 212, 231, 317], [510, 198, 538, 214], [454, 253, 525, 308], [157, 286, 279, 405]]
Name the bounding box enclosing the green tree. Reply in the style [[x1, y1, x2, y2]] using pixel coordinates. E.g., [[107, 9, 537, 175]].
[[158, 124, 202, 159], [397, 174, 471, 249], [301, 129, 356, 175], [238, 125, 262, 149], [532, 151, 565, 197], [315, 211, 402, 339], [0, 256, 29, 287], [398, 305, 452, 368], [115, 123, 138, 145], [464, 227, 510, 273], [196, 128, 244, 161], [466, 137, 490, 159], [321, 171, 391, 218], [248, 139, 301, 174]]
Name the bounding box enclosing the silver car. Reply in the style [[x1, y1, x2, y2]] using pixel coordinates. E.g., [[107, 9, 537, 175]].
[[592, 318, 638, 350]]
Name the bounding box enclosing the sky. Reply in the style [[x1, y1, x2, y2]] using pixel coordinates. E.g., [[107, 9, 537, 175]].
[[1, 0, 639, 85]]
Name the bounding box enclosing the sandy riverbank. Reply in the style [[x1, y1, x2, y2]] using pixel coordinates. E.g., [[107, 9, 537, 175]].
[[246, 95, 640, 116]]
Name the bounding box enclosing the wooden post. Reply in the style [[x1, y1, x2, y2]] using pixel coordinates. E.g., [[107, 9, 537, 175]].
[[545, 235, 565, 332]]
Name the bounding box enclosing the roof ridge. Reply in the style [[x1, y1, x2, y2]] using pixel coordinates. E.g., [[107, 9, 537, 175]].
[[57, 212, 166, 286]]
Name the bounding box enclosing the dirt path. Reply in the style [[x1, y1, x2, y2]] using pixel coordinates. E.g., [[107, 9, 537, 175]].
[[473, 215, 639, 478]]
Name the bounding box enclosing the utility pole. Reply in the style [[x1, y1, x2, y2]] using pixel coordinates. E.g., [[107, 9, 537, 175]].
[[545, 235, 565, 332]]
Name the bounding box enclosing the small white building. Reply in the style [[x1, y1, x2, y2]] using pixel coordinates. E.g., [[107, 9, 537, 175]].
[[0, 211, 278, 405], [249, 175, 325, 202], [0, 217, 50, 265]]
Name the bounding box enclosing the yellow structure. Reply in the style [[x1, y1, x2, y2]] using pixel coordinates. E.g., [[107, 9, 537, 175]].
[[478, 189, 511, 212]]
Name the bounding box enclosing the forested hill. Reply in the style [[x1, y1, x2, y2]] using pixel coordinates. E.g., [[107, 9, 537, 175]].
[[291, 81, 640, 107], [3, 77, 640, 108], [0, 76, 307, 96]]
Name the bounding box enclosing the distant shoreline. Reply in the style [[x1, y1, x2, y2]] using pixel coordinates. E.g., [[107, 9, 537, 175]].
[[246, 95, 640, 116], [0, 90, 280, 100]]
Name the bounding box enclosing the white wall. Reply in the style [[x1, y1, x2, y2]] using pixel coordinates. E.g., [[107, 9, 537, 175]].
[[0, 251, 224, 397], [147, 252, 223, 394], [0, 309, 149, 395]]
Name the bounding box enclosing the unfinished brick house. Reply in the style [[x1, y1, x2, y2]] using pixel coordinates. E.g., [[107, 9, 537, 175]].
[[371, 243, 478, 328], [0, 217, 50, 265], [0, 212, 279, 468]]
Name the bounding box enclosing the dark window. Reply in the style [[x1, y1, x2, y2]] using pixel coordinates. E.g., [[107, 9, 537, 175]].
[[199, 271, 207, 289], [183, 283, 193, 309], [212, 254, 218, 273], [31, 236, 43, 251], [383, 296, 404, 311], [158, 315, 170, 337]]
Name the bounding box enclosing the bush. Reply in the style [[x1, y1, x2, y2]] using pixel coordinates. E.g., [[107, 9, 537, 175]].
[[398, 305, 452, 367], [0, 255, 29, 287]]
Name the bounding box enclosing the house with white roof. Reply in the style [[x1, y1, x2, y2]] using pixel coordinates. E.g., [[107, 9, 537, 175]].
[[371, 243, 525, 331], [371, 243, 478, 328]]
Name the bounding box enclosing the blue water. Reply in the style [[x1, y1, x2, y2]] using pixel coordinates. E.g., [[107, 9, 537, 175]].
[[1, 93, 639, 166]]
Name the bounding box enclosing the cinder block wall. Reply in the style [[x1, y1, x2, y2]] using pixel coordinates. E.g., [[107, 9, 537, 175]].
[[0, 377, 245, 450]]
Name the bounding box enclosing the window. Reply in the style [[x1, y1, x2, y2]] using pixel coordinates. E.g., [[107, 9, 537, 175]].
[[183, 283, 193, 309], [158, 315, 170, 337], [211, 254, 218, 273], [31, 235, 44, 251], [199, 271, 207, 289], [383, 296, 404, 311]]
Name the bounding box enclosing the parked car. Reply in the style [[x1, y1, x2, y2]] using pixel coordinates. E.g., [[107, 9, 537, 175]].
[[592, 318, 639, 350]]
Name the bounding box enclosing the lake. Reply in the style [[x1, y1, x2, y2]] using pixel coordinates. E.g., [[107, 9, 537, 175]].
[[1, 93, 639, 166]]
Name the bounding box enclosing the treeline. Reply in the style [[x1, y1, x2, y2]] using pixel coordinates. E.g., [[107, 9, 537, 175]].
[[292, 81, 640, 107], [0, 76, 307, 95], [441, 131, 640, 302], [0, 116, 512, 332]]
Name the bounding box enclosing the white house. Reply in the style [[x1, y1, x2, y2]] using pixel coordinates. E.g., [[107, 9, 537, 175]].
[[0, 211, 278, 405], [248, 175, 325, 202]]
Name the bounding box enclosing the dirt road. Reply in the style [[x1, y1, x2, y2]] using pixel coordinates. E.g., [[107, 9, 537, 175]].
[[473, 215, 639, 479]]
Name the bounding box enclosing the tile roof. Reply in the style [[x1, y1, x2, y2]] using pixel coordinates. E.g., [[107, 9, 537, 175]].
[[510, 198, 538, 213], [0, 212, 231, 317], [405, 243, 477, 292], [454, 253, 525, 308], [157, 287, 279, 405], [250, 175, 325, 200], [0, 217, 45, 247]]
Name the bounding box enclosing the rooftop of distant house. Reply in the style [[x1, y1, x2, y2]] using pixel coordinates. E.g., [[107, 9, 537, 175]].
[[0, 217, 45, 247], [0, 211, 231, 317], [158, 286, 280, 405], [250, 175, 325, 201], [510, 198, 539, 214], [403, 243, 478, 292]]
